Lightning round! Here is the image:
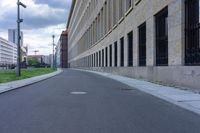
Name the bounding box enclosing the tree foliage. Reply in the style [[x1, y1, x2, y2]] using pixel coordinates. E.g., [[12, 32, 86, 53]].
[[27, 57, 39, 66]]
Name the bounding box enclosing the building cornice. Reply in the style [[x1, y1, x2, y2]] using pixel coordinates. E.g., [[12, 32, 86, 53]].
[[67, 0, 76, 28]]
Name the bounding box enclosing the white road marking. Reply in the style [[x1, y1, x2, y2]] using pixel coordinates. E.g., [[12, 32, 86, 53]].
[[70, 91, 87, 95]]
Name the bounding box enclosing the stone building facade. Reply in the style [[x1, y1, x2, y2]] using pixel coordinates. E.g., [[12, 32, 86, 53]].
[[56, 30, 69, 68], [67, 0, 200, 90]]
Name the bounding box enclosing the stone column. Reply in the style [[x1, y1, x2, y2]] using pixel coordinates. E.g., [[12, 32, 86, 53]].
[[168, 0, 184, 66], [146, 17, 155, 66], [117, 39, 121, 67], [124, 34, 128, 67], [133, 28, 138, 66], [112, 43, 115, 67], [108, 45, 111, 67]]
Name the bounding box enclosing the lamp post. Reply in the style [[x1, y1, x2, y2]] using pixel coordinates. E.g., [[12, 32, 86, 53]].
[[16, 0, 26, 76], [52, 35, 55, 69]]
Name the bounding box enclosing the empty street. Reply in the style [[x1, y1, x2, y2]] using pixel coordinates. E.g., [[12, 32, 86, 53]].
[[0, 69, 200, 133]]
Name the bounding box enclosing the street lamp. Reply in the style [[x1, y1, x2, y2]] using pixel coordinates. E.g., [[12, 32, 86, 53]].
[[52, 35, 55, 69], [16, 0, 26, 76]]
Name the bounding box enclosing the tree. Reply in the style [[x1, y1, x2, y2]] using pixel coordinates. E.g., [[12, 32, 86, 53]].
[[27, 57, 39, 66]]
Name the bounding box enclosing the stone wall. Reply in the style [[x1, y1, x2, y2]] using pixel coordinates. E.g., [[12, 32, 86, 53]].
[[68, 0, 200, 90], [77, 66, 200, 91]]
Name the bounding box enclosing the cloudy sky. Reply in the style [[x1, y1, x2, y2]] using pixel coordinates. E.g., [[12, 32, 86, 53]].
[[0, 0, 72, 55]]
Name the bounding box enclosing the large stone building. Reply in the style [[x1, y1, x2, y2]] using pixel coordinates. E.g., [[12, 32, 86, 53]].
[[67, 0, 200, 90]]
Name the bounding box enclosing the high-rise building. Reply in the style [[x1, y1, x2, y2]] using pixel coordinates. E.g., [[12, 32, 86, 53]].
[[8, 29, 27, 62], [8, 29, 23, 47], [67, 0, 200, 90]]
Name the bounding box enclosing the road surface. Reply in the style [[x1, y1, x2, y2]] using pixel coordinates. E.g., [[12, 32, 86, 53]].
[[0, 69, 200, 133]]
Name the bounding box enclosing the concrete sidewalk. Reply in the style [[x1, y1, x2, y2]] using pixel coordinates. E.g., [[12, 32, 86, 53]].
[[73, 68, 200, 115], [0, 69, 63, 94]]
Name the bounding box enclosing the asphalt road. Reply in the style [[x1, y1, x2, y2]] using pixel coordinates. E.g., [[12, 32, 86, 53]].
[[0, 69, 200, 133]]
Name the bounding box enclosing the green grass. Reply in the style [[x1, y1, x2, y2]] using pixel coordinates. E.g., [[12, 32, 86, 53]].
[[0, 68, 56, 83]]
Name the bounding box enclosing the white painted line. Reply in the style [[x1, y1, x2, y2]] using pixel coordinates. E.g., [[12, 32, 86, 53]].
[[70, 91, 87, 95]]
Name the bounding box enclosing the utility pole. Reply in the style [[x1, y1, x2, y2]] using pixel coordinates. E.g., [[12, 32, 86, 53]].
[[16, 0, 26, 76], [52, 35, 55, 69]]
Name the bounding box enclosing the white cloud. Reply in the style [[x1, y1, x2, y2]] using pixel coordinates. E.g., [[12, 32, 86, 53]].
[[24, 24, 66, 55], [0, 0, 71, 55]]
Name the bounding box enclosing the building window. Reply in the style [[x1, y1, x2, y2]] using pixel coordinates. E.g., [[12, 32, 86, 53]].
[[138, 22, 146, 66], [96, 52, 98, 67], [88, 56, 90, 67], [185, 0, 200, 65], [128, 31, 133, 66], [126, 0, 132, 12], [120, 37, 124, 67], [97, 14, 100, 41], [101, 9, 104, 38], [102, 49, 104, 67], [105, 47, 108, 67], [104, 2, 107, 34], [119, 0, 124, 19], [99, 51, 101, 67], [86, 57, 88, 67], [94, 53, 96, 67], [114, 41, 118, 67], [109, 44, 112, 67], [92, 54, 94, 67], [90, 55, 91, 67], [155, 7, 168, 66], [113, 0, 117, 25], [108, 0, 112, 30]]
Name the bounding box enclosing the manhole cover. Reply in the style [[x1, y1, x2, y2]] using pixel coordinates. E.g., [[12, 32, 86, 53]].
[[70, 91, 87, 95]]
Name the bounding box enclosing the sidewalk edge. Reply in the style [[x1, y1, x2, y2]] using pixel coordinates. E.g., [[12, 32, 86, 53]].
[[0, 69, 63, 94]]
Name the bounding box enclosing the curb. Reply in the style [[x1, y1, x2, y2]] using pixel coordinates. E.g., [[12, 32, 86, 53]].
[[0, 69, 63, 94]]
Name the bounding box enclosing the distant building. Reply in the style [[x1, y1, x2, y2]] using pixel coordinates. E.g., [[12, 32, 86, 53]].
[[43, 55, 50, 65], [56, 30, 68, 68], [8, 29, 27, 62], [0, 37, 17, 66], [8, 29, 23, 47], [55, 42, 61, 67]]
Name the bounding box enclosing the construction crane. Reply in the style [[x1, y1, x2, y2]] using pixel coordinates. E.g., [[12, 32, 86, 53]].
[[33, 50, 39, 55]]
